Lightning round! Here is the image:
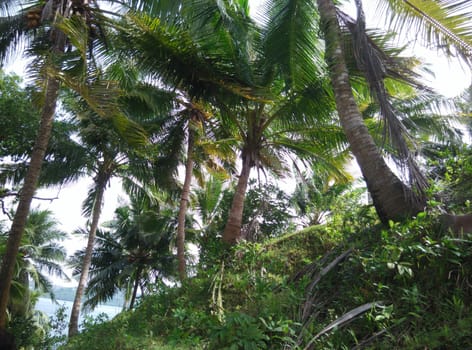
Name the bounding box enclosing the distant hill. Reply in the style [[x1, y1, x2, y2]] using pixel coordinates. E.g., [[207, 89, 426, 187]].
[[44, 286, 125, 307]]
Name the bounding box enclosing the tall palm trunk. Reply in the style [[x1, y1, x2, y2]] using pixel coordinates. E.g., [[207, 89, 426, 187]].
[[176, 128, 195, 282], [129, 265, 142, 310], [68, 171, 108, 337], [222, 153, 252, 244], [316, 0, 425, 223], [0, 74, 61, 329]]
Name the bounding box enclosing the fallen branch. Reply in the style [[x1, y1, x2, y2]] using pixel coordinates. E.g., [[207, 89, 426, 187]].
[[303, 301, 383, 350], [301, 248, 353, 323]]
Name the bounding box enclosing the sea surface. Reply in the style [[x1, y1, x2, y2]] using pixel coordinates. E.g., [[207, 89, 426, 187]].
[[36, 297, 122, 326]]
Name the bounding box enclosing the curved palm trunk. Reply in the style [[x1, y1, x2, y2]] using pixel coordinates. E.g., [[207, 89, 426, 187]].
[[222, 154, 252, 244], [0, 75, 61, 329], [316, 0, 425, 223], [177, 128, 195, 282], [68, 173, 108, 337], [129, 266, 142, 310]]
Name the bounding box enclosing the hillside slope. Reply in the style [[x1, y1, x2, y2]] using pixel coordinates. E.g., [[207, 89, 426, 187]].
[[61, 213, 472, 349]]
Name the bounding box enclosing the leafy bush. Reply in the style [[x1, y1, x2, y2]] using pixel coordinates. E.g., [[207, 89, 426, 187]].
[[209, 312, 269, 349]]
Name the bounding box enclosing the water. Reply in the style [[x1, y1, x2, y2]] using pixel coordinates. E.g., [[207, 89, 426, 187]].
[[36, 297, 122, 326]]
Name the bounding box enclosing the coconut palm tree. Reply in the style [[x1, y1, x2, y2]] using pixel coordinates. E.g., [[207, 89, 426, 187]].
[[0, 44, 65, 331], [147, 96, 224, 282], [315, 0, 423, 222], [314, 0, 472, 223], [0, 0, 123, 330], [0, 63, 149, 336], [175, 104, 213, 282], [291, 166, 352, 227], [69, 191, 178, 311], [65, 113, 149, 336], [220, 103, 348, 244], [0, 208, 68, 318], [111, 25, 239, 275], [116, 0, 349, 244]]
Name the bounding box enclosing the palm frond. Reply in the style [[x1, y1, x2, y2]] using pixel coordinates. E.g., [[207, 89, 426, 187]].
[[269, 80, 336, 129], [339, 1, 428, 194], [84, 259, 125, 310], [338, 18, 426, 90], [0, 13, 28, 63], [260, 0, 325, 90], [378, 0, 472, 64], [82, 181, 103, 217], [195, 175, 225, 225], [121, 84, 177, 125], [394, 92, 464, 145], [115, 12, 265, 103], [258, 146, 290, 178], [272, 135, 350, 182], [123, 0, 183, 20], [59, 73, 149, 147], [184, 0, 254, 85]]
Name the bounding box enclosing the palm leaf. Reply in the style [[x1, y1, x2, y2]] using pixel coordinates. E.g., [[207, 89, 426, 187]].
[[303, 301, 384, 349], [378, 0, 472, 64], [269, 80, 336, 130], [0, 13, 28, 63], [338, 1, 428, 194], [115, 12, 266, 103], [260, 0, 325, 90]]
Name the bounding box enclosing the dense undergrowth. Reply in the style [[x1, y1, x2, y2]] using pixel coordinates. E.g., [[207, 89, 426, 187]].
[[61, 208, 472, 349]]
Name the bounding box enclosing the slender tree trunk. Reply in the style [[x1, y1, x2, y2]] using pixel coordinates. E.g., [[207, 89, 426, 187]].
[[68, 173, 108, 337], [316, 0, 425, 223], [129, 266, 142, 310], [222, 154, 252, 244], [177, 128, 195, 282], [0, 75, 61, 329]]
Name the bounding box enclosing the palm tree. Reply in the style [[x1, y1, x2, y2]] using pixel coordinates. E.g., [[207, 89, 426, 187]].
[[0, 64, 148, 336], [175, 100, 234, 280], [291, 166, 352, 227], [62, 58, 193, 334], [117, 0, 349, 245], [65, 113, 149, 336], [314, 0, 472, 223], [0, 45, 65, 330], [149, 97, 219, 282], [0, 0, 120, 330], [220, 105, 348, 244], [315, 0, 423, 223], [122, 75, 237, 275], [69, 191, 177, 311], [0, 208, 68, 318], [175, 107, 200, 282]]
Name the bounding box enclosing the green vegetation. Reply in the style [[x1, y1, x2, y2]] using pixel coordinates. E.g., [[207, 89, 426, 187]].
[[59, 208, 472, 349], [2, 0, 472, 348], [0, 209, 69, 349]]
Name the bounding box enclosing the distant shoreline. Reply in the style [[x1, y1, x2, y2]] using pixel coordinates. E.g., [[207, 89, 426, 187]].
[[42, 286, 125, 308], [36, 297, 121, 318]]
